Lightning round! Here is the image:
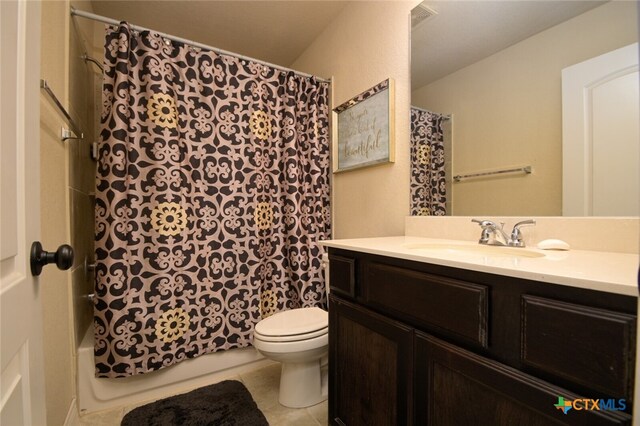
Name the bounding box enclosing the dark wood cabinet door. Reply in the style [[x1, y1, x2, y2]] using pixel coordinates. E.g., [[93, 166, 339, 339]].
[[415, 332, 631, 426], [521, 295, 636, 401], [329, 295, 414, 426]]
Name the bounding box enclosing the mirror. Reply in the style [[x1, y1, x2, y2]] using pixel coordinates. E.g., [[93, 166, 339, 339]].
[[410, 1, 639, 216]]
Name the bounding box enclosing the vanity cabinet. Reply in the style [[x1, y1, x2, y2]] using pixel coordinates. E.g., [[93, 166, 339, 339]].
[[328, 249, 636, 426]]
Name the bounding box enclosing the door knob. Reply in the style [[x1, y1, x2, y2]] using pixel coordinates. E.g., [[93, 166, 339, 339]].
[[30, 241, 74, 276]]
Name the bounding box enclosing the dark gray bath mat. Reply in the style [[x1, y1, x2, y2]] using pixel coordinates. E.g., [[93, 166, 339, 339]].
[[120, 380, 268, 426]]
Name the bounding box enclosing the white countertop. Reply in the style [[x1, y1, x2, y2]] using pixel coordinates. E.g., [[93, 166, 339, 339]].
[[320, 236, 639, 297]]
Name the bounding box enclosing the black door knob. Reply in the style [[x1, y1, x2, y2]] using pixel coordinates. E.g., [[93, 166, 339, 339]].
[[30, 241, 74, 276]]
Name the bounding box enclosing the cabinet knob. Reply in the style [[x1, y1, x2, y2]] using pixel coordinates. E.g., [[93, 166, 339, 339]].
[[30, 241, 74, 276]]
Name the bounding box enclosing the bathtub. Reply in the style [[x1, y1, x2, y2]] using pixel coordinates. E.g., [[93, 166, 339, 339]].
[[77, 326, 271, 414]]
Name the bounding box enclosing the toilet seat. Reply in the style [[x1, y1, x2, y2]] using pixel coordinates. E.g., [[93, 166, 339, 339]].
[[253, 332, 328, 354], [254, 326, 328, 342], [255, 307, 328, 342]]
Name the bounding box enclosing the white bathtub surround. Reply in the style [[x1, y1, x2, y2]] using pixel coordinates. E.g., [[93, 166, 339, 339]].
[[321, 235, 638, 297], [77, 327, 271, 414], [405, 216, 639, 254]]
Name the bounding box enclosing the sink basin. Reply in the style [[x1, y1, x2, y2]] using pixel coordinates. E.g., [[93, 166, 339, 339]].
[[403, 242, 545, 258]]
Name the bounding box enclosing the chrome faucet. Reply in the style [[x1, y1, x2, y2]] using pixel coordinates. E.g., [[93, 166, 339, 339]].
[[472, 219, 536, 247], [509, 219, 536, 247], [471, 219, 510, 246]]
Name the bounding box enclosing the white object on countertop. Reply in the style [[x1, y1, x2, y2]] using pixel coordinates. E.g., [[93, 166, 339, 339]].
[[537, 239, 571, 251]]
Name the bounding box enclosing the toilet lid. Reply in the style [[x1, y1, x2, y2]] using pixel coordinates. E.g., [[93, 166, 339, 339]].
[[255, 307, 328, 337]]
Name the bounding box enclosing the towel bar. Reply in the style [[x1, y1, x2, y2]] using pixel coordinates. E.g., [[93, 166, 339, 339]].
[[40, 79, 84, 141]]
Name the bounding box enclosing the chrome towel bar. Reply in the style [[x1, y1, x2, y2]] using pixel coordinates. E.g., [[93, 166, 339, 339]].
[[454, 166, 531, 183], [40, 79, 84, 141]]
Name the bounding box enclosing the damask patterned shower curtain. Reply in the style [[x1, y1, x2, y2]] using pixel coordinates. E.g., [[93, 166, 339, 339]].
[[94, 23, 330, 377], [410, 107, 446, 216]]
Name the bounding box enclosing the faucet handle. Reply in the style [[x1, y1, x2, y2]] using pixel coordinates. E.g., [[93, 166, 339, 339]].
[[512, 219, 536, 229], [472, 219, 493, 228], [509, 219, 536, 247], [471, 219, 492, 244]]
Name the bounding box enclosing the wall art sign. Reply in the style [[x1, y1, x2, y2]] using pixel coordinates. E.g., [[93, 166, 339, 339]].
[[333, 78, 395, 172]]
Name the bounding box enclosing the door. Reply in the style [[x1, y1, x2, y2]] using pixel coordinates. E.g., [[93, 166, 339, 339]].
[[329, 295, 414, 426], [562, 43, 639, 216], [1, 1, 46, 425]]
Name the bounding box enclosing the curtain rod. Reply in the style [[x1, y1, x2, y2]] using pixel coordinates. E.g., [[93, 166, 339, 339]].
[[411, 105, 451, 120], [70, 6, 330, 83]]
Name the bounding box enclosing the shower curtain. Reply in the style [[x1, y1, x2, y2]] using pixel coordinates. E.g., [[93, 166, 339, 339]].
[[410, 107, 446, 216], [94, 23, 331, 377]]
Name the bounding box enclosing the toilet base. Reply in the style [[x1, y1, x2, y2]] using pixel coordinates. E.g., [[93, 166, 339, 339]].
[[278, 359, 328, 408]]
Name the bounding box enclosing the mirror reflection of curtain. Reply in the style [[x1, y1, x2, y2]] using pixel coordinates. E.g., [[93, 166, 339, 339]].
[[410, 107, 446, 216]]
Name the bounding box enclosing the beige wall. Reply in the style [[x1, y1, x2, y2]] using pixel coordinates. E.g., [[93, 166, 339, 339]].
[[40, 0, 98, 423], [412, 1, 638, 216], [293, 1, 415, 238]]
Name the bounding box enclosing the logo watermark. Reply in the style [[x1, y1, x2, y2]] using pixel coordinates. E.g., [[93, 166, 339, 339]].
[[554, 396, 626, 414]]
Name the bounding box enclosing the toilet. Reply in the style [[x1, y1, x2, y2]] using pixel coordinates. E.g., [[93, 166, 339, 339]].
[[252, 254, 330, 408]]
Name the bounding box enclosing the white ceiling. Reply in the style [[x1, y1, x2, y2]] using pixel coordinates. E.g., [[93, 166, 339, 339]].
[[411, 1, 607, 90], [89, 0, 350, 68]]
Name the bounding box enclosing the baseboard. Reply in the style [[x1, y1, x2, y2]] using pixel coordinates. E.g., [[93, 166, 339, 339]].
[[64, 398, 81, 426]]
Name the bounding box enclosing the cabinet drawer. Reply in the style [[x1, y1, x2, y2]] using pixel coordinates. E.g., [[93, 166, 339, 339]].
[[363, 262, 488, 347], [522, 295, 636, 399], [329, 254, 356, 299]]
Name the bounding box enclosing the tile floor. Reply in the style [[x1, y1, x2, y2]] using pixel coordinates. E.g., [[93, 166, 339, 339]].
[[78, 363, 328, 426]]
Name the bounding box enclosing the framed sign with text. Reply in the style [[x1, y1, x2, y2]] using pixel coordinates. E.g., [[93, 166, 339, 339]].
[[333, 78, 395, 172]]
